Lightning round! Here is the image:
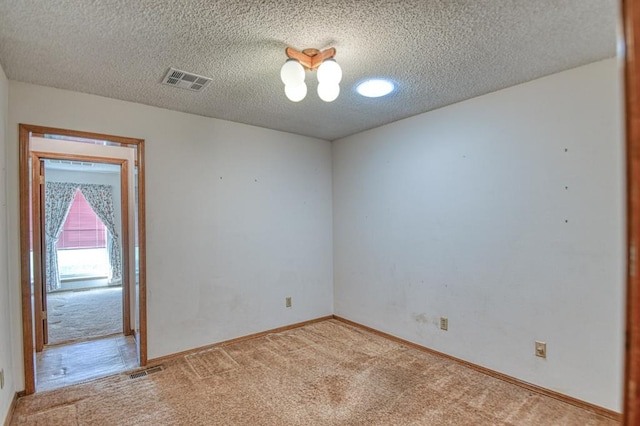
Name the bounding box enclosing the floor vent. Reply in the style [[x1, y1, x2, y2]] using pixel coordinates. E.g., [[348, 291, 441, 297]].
[[129, 365, 164, 379], [161, 68, 212, 92]]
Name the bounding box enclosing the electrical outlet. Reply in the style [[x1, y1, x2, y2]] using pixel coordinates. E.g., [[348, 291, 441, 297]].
[[440, 317, 448, 331], [535, 341, 547, 358], [285, 297, 292, 308], [0, 368, 4, 389]]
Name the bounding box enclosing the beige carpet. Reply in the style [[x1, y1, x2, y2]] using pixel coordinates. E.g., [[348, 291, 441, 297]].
[[46, 287, 122, 345], [11, 320, 617, 425]]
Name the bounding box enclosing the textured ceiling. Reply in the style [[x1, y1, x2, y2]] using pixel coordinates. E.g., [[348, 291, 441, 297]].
[[0, 1, 617, 141]]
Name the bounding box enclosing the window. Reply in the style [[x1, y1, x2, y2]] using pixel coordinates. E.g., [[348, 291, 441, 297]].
[[57, 189, 110, 279], [57, 190, 106, 249]]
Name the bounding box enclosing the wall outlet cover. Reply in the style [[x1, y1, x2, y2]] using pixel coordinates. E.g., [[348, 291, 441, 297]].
[[535, 341, 547, 358]]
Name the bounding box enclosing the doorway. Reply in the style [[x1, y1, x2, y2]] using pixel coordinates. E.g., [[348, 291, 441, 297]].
[[43, 159, 124, 346], [19, 124, 147, 394]]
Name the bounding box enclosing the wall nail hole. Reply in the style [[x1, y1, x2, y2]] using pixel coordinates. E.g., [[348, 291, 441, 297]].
[[565, 148, 568, 152], [565, 220, 568, 223]]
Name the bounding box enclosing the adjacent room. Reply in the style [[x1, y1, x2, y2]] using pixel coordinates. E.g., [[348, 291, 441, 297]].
[[0, 1, 630, 425], [35, 158, 136, 392]]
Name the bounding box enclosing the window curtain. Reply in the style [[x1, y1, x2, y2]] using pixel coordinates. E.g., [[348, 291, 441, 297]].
[[78, 184, 122, 285], [44, 182, 122, 290], [44, 182, 79, 291]]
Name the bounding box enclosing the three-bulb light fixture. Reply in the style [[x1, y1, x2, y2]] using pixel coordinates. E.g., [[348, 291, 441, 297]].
[[280, 47, 342, 102]]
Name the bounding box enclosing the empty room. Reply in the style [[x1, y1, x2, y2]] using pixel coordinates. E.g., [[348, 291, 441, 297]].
[[0, 1, 638, 425]]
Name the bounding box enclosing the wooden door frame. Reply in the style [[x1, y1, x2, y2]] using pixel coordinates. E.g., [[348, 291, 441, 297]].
[[624, 1, 640, 423], [18, 124, 147, 394], [31, 151, 131, 352], [32, 157, 46, 351]]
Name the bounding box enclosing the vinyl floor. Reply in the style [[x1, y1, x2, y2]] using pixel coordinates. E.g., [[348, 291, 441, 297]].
[[36, 334, 137, 392]]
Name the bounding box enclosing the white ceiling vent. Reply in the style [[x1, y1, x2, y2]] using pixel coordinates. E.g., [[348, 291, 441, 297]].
[[161, 68, 212, 92]]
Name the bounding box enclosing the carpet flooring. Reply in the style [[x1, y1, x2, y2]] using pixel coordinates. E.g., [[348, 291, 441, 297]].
[[46, 287, 122, 345], [11, 320, 617, 425]]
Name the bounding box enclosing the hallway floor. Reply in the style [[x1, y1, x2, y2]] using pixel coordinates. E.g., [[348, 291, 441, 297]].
[[36, 334, 137, 392]]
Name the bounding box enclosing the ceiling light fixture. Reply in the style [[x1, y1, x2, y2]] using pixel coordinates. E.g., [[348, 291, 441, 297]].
[[356, 79, 395, 98], [281, 47, 342, 102]]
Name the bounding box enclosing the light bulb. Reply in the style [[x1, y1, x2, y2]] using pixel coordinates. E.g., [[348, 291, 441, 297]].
[[317, 59, 342, 84], [317, 82, 340, 102], [285, 82, 307, 102], [280, 59, 305, 85]]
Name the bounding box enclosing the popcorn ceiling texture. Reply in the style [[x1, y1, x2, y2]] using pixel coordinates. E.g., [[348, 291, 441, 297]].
[[0, 0, 616, 140]]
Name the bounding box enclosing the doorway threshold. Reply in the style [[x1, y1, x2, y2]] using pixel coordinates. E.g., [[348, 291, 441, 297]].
[[36, 334, 137, 392]]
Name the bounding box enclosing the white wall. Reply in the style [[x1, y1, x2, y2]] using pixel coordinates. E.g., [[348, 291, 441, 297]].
[[0, 64, 16, 423], [333, 58, 624, 411], [6, 82, 334, 390]]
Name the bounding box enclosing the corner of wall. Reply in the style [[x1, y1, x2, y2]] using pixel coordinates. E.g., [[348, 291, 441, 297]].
[[0, 63, 17, 426]]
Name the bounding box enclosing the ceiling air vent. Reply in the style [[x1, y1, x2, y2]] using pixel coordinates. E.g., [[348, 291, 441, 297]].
[[161, 68, 212, 92]]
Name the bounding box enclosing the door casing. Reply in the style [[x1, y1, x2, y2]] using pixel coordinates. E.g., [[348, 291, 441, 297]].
[[18, 124, 147, 394]]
